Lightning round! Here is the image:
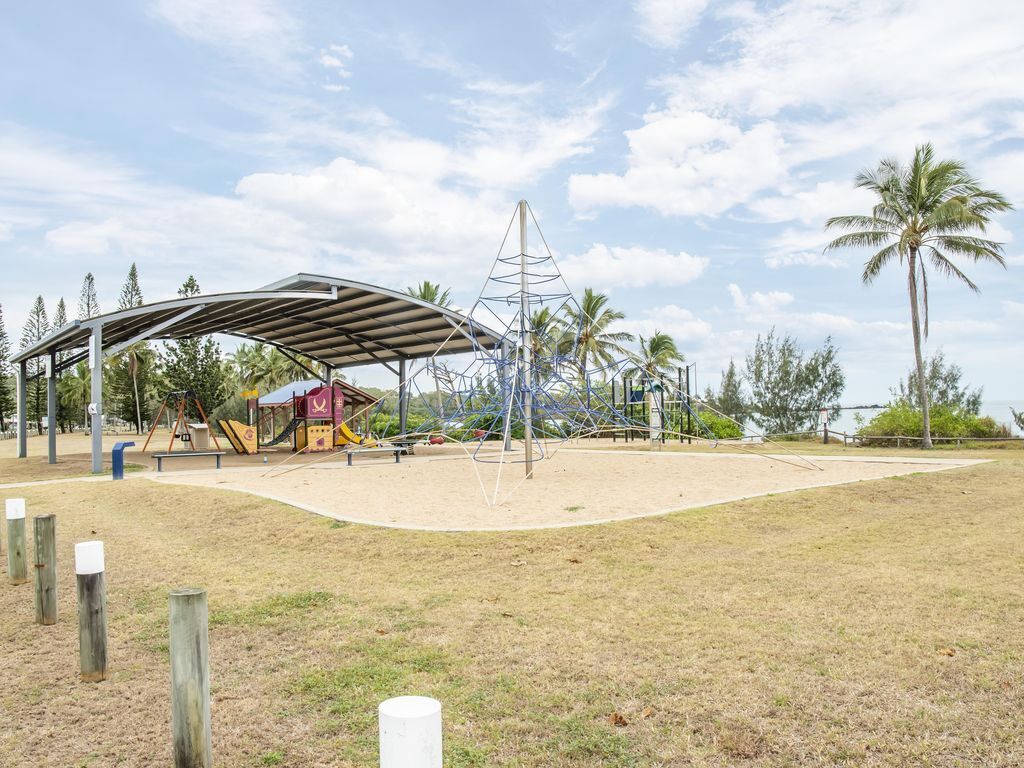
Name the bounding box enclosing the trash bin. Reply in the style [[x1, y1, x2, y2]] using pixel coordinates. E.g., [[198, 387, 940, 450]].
[[112, 441, 135, 481], [188, 424, 210, 450]]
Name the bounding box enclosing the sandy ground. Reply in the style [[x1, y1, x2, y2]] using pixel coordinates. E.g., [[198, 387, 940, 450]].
[[149, 446, 986, 530]]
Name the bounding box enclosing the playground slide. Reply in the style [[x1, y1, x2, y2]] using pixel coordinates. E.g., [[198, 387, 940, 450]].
[[219, 419, 259, 455], [263, 417, 303, 447], [335, 421, 376, 447]]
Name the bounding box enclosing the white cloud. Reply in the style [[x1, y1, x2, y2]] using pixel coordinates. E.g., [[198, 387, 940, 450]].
[[616, 303, 713, 347], [319, 43, 353, 91], [451, 94, 611, 188], [149, 0, 301, 72], [1004, 300, 1024, 318], [763, 227, 847, 270], [748, 181, 874, 227], [634, 0, 708, 48], [569, 111, 785, 217], [728, 283, 794, 314], [574, 0, 1024, 225], [662, 0, 1024, 120], [558, 243, 707, 291]]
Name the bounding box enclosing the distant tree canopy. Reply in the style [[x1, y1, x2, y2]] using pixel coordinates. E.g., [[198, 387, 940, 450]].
[[1012, 408, 1024, 432], [77, 272, 100, 320], [0, 304, 14, 432], [704, 359, 746, 423], [404, 280, 452, 308], [894, 350, 982, 415], [161, 276, 225, 420], [20, 296, 50, 433], [745, 329, 845, 435]]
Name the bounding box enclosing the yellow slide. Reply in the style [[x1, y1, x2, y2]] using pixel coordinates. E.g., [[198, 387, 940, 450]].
[[218, 419, 259, 455], [335, 421, 376, 447]]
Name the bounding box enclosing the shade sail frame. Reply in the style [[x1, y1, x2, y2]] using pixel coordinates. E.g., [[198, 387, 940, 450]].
[[12, 273, 501, 370]]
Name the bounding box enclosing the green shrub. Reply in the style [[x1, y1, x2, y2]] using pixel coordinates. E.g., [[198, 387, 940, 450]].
[[858, 402, 1010, 445]]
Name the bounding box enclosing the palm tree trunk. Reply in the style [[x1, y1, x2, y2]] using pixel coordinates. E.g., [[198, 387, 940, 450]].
[[132, 371, 142, 435], [907, 249, 932, 448]]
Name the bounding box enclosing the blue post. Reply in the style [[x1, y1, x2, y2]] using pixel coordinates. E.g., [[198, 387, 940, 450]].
[[112, 441, 135, 481]]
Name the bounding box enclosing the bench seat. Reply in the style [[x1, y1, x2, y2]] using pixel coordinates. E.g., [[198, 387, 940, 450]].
[[151, 451, 226, 472], [345, 446, 404, 466]]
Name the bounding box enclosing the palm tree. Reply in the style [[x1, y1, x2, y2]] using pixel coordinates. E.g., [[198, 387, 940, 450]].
[[405, 280, 452, 307], [824, 143, 1012, 447], [123, 343, 155, 434], [562, 289, 634, 375], [626, 331, 684, 442], [627, 331, 685, 384], [58, 362, 91, 430]]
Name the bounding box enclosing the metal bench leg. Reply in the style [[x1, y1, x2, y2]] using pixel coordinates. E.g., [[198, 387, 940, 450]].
[[157, 458, 163, 472], [347, 453, 353, 466], [216, 455, 221, 469], [395, 451, 400, 463]]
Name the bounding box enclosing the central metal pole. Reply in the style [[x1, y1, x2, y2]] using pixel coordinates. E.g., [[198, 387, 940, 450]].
[[90, 325, 103, 474], [519, 200, 533, 479]]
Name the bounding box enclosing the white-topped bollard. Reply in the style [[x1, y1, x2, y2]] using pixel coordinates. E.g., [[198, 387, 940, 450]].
[[6, 498, 28, 585], [75, 541, 108, 681], [379, 696, 442, 768]]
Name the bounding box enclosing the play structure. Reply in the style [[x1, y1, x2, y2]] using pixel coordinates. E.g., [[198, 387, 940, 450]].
[[258, 200, 819, 507], [143, 390, 221, 454], [218, 379, 378, 456]]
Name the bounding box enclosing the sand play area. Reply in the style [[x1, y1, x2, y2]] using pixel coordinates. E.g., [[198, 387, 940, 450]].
[[148, 446, 987, 531]]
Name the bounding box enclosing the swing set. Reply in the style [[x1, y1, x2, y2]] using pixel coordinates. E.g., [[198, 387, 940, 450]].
[[142, 390, 222, 454]]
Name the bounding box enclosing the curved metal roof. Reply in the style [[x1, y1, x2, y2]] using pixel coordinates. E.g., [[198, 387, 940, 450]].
[[13, 274, 501, 370]]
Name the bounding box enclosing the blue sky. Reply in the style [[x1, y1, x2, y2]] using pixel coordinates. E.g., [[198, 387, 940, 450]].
[[1, 0, 1022, 403]]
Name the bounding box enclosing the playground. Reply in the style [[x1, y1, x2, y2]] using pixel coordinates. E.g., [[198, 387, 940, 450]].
[[1, 432, 1022, 766], [3, 201, 1021, 767]]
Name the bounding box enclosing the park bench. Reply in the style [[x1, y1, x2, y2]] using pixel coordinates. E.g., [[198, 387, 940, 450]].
[[345, 446, 405, 466], [152, 451, 226, 472]]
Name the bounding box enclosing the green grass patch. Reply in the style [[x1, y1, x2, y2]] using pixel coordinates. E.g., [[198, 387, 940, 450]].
[[210, 590, 335, 627]]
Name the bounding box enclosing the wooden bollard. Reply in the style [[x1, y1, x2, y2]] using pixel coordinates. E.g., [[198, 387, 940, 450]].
[[33, 514, 57, 624], [170, 588, 211, 768], [6, 498, 28, 585], [75, 541, 108, 682]]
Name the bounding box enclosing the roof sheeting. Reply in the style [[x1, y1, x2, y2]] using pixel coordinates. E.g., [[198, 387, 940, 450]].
[[13, 274, 500, 369]]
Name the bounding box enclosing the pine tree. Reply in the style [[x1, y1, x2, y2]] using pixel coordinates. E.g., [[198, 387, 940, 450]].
[[706, 359, 747, 423], [179, 275, 201, 298], [0, 304, 14, 432], [78, 273, 101, 320], [162, 276, 224, 420], [20, 296, 50, 434], [50, 299, 73, 432], [112, 264, 150, 432], [118, 263, 144, 310], [52, 299, 68, 331]]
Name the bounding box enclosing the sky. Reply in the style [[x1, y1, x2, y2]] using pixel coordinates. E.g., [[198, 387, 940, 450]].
[[1, 0, 1022, 404]]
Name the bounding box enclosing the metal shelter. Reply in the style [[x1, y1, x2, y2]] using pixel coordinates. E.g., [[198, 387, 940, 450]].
[[10, 274, 501, 472]]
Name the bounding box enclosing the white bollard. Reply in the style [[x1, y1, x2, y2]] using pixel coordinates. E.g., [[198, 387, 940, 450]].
[[378, 696, 442, 768]]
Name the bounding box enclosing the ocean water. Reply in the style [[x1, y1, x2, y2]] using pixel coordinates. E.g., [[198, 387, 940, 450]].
[[828, 399, 1024, 435]]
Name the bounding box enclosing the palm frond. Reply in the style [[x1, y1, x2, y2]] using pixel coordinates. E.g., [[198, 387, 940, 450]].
[[861, 243, 900, 284]]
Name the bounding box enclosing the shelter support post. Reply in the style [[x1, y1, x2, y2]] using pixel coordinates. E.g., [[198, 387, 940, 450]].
[[16, 361, 27, 458], [398, 359, 409, 436], [47, 350, 57, 464], [90, 325, 103, 474]]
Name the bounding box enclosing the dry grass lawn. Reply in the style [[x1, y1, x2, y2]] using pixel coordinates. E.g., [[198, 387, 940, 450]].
[[1, 446, 1022, 766]]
